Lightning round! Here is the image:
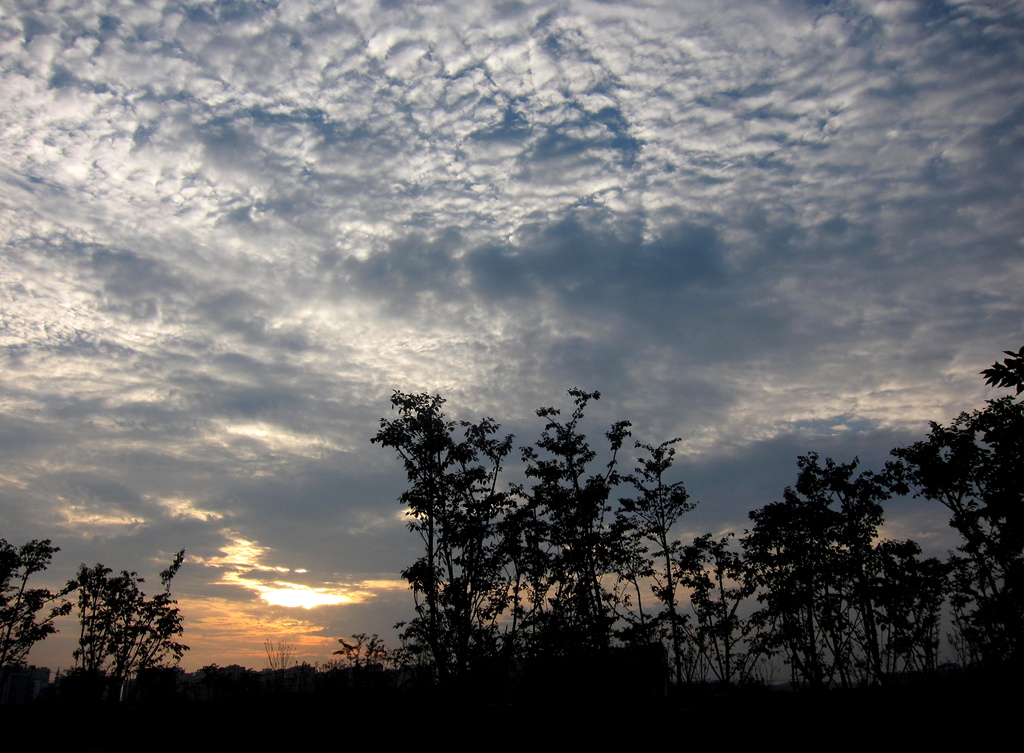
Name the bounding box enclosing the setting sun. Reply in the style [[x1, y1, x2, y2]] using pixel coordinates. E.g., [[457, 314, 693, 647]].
[[255, 582, 353, 609]]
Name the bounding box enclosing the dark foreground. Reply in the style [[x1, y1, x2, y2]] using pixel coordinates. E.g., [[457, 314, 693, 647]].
[[3, 670, 1014, 752]]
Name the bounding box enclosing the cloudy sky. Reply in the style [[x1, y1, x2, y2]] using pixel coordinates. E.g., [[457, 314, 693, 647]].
[[2, 0, 1022, 671]]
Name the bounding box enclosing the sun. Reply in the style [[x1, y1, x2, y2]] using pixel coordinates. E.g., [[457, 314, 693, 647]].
[[257, 582, 354, 609]]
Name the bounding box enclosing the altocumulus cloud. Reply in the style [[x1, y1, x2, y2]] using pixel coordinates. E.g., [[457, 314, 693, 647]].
[[1, 0, 1022, 668]]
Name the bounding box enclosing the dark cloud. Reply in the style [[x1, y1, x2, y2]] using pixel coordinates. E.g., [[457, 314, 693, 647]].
[[344, 229, 463, 306]]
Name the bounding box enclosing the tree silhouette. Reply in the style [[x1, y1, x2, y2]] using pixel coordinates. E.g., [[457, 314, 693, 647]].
[[264, 640, 295, 671], [872, 539, 947, 675], [679, 532, 757, 686], [744, 455, 906, 688], [744, 454, 949, 688], [1, 538, 72, 687], [617, 439, 696, 683], [744, 456, 841, 690], [370, 381, 988, 693], [517, 389, 632, 656], [372, 392, 514, 683], [981, 346, 1024, 394], [890, 362, 1023, 668], [70, 551, 188, 700]]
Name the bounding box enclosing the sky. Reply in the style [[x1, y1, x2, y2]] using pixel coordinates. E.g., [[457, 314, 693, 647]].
[[1, 0, 1022, 672]]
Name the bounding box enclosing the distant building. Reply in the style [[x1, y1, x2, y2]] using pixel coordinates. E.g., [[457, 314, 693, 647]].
[[0, 666, 51, 705]]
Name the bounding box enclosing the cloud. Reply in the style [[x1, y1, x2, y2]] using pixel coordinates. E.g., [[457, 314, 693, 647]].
[[183, 528, 402, 612]]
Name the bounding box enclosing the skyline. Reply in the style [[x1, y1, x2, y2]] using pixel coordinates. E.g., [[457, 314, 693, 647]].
[[2, 0, 1022, 671]]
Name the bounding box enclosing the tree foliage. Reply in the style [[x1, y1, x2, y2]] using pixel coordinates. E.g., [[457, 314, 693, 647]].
[[331, 632, 410, 680], [372, 392, 514, 682], [679, 532, 758, 686], [71, 551, 188, 699], [516, 389, 632, 656], [889, 379, 1023, 667], [981, 346, 1024, 395], [872, 538, 947, 675], [374, 388, 644, 680], [0, 538, 72, 682], [263, 640, 295, 671], [743, 454, 938, 688], [618, 439, 695, 682], [374, 351, 1020, 691]]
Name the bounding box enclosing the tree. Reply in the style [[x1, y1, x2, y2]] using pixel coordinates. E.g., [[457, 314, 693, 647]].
[[744, 454, 904, 689], [744, 453, 949, 688], [517, 389, 632, 656], [71, 551, 188, 700], [372, 392, 514, 683], [744, 457, 837, 690], [1, 538, 72, 686], [981, 345, 1024, 395], [679, 532, 757, 687], [617, 439, 696, 683], [872, 539, 947, 675], [889, 365, 1023, 668], [264, 640, 295, 671], [334, 632, 394, 670]]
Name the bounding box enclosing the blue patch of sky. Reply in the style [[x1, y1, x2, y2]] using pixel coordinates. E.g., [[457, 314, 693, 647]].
[[791, 416, 878, 437], [468, 104, 533, 142], [184, 0, 281, 26], [744, 152, 794, 174], [526, 106, 641, 167]]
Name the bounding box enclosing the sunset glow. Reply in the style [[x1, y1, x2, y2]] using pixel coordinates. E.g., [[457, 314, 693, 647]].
[[248, 580, 353, 610]]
